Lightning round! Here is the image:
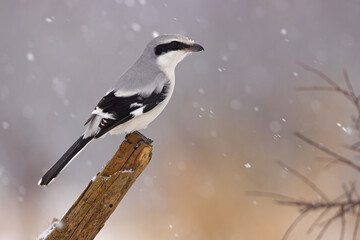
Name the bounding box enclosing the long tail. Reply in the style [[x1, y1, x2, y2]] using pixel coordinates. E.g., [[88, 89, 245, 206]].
[[38, 135, 93, 186]]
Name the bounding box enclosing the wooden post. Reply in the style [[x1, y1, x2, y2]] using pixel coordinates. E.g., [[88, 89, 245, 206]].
[[38, 132, 153, 240]]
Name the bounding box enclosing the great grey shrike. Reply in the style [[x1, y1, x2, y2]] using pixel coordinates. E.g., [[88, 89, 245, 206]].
[[38, 34, 204, 186]]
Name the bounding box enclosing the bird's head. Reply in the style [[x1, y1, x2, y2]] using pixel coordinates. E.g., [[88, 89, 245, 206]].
[[143, 34, 204, 75]]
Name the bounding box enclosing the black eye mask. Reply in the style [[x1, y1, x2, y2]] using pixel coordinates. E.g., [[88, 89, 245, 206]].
[[154, 41, 190, 56]]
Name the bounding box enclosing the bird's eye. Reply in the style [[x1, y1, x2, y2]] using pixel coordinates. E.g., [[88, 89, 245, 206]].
[[171, 41, 180, 48]]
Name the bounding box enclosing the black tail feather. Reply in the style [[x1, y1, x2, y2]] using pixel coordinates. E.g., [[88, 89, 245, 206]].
[[38, 135, 93, 186]]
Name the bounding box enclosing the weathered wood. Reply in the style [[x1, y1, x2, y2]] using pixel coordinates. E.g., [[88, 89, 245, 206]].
[[38, 132, 152, 240]]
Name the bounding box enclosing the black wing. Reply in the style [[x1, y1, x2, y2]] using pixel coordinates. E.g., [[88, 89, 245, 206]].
[[86, 81, 170, 139]]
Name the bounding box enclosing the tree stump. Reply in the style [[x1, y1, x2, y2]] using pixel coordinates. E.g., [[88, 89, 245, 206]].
[[38, 132, 153, 240]]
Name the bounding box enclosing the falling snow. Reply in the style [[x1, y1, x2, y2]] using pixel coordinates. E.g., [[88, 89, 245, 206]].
[[142, 175, 154, 186], [52, 77, 66, 97], [192, 101, 199, 109], [124, 0, 136, 7], [209, 110, 214, 118], [152, 31, 159, 38], [273, 134, 281, 140], [18, 186, 26, 195], [0, 2, 353, 239], [138, 0, 146, 5], [45, 18, 53, 23], [177, 161, 186, 170], [131, 23, 141, 32], [26, 52, 35, 62], [2, 121, 9, 130], [244, 163, 252, 168], [280, 28, 287, 35], [336, 123, 352, 135], [210, 130, 217, 137]]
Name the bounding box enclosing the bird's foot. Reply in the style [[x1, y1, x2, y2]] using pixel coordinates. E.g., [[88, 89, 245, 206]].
[[134, 131, 153, 148], [125, 133, 132, 144], [125, 131, 153, 148]]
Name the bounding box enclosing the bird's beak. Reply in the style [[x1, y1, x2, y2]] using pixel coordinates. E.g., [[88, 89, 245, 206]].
[[189, 43, 204, 52]]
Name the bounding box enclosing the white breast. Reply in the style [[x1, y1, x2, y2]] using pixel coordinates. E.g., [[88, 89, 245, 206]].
[[108, 80, 175, 135]]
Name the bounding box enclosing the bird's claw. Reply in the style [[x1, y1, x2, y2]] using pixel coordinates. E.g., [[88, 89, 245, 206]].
[[134, 131, 153, 145], [125, 133, 132, 144]]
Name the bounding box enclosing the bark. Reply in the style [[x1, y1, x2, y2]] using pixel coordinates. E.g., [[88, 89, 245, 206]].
[[38, 132, 152, 240]]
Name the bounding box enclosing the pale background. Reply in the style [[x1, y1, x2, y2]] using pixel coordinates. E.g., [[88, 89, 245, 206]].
[[1, 0, 360, 239]]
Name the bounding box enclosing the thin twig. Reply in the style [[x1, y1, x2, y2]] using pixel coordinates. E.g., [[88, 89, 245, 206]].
[[343, 184, 352, 202], [343, 69, 355, 98], [307, 208, 330, 234], [246, 191, 299, 202], [277, 161, 330, 202], [315, 210, 340, 240], [298, 63, 360, 129], [282, 209, 310, 240], [354, 206, 360, 240], [340, 212, 345, 240], [294, 132, 360, 172], [318, 204, 357, 227], [297, 62, 342, 90], [253, 64, 360, 239], [276, 199, 360, 209], [296, 86, 339, 92]]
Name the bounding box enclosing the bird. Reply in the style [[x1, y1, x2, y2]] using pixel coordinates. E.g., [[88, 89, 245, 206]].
[[38, 34, 204, 186]]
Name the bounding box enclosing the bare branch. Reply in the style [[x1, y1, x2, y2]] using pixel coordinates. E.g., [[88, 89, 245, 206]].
[[354, 206, 360, 240], [315, 211, 339, 240], [343, 184, 353, 202], [340, 212, 345, 240], [246, 191, 299, 202], [282, 209, 310, 240], [343, 69, 355, 98], [277, 161, 330, 202], [297, 62, 342, 90], [296, 86, 339, 92], [298, 63, 360, 129], [294, 132, 360, 172], [251, 64, 360, 240], [276, 199, 360, 209], [307, 208, 330, 234]]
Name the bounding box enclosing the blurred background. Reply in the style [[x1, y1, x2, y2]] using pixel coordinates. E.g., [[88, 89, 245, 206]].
[[1, 0, 360, 239]]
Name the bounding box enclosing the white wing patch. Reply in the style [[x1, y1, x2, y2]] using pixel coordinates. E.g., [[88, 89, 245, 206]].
[[130, 102, 143, 108], [130, 106, 145, 117], [92, 107, 115, 119]]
